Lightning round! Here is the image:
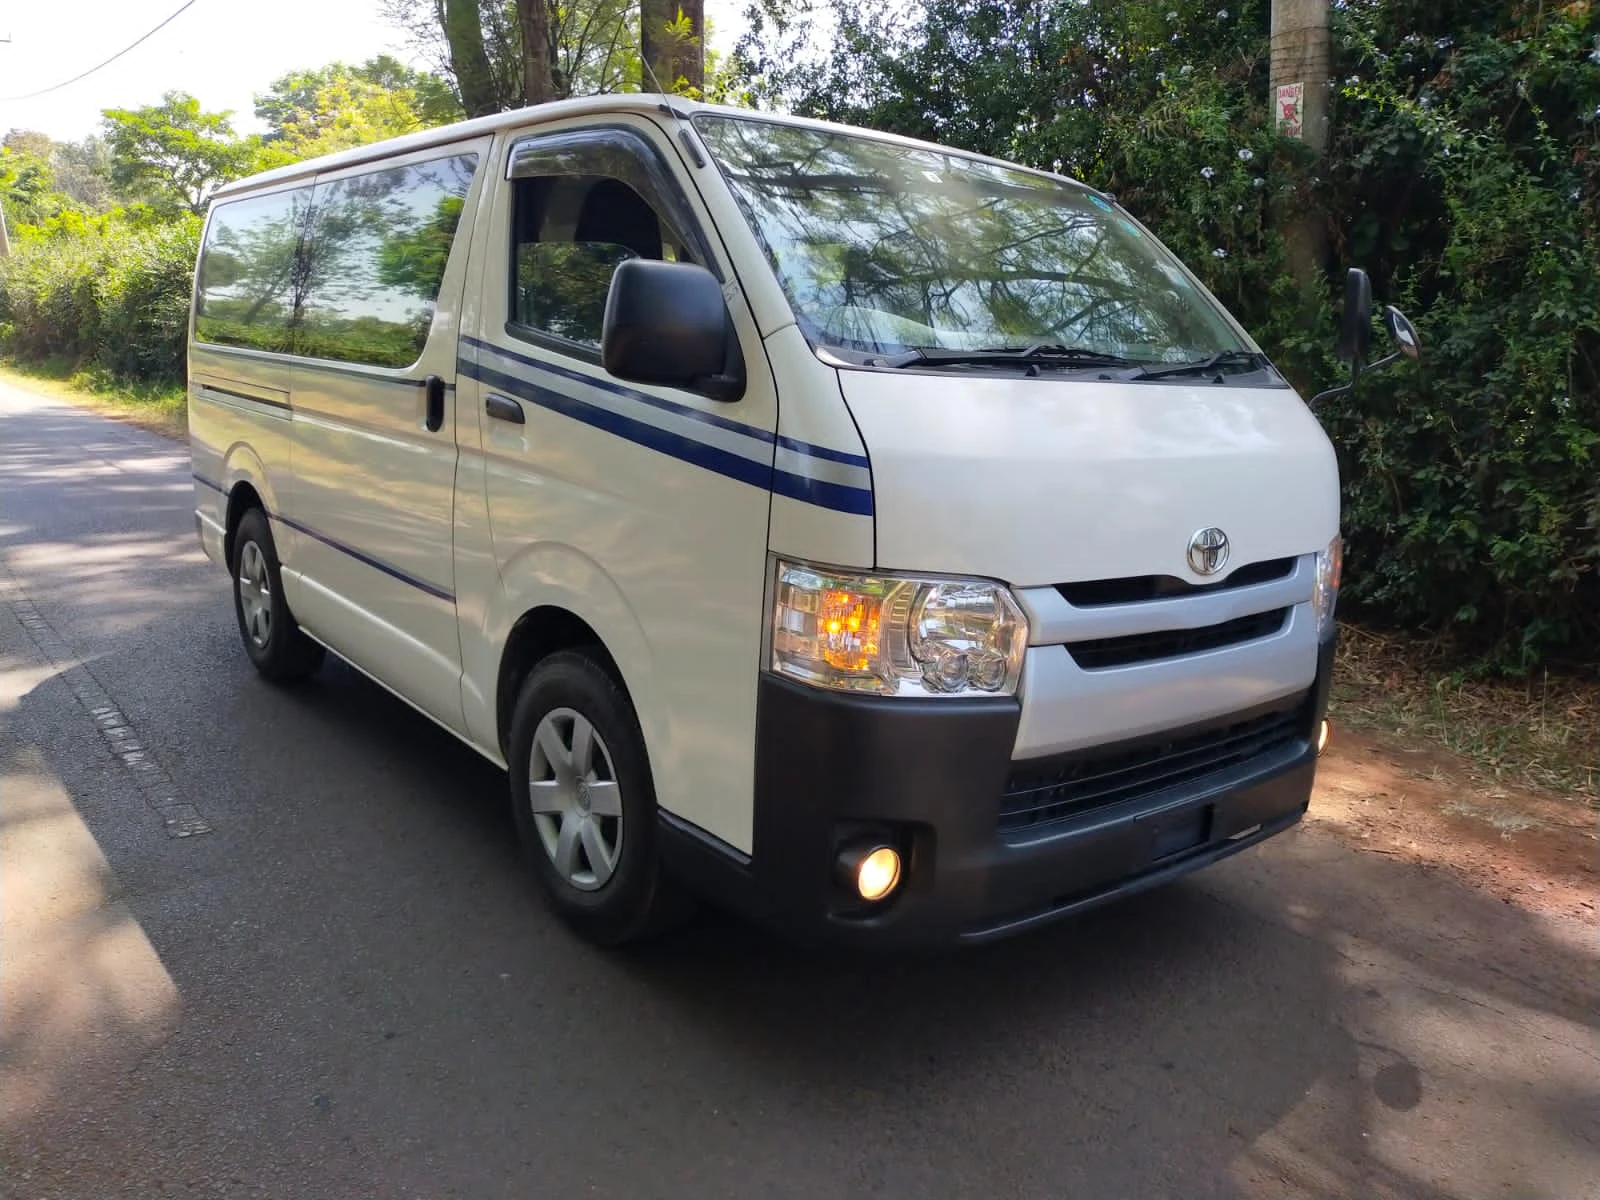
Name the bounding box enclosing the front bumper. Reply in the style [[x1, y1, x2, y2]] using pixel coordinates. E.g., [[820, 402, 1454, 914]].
[[660, 637, 1336, 948]]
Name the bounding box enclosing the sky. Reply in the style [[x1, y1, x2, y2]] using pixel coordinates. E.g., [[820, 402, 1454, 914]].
[[0, 0, 746, 144]]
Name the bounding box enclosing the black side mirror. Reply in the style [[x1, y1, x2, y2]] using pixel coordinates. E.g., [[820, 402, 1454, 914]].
[[1336, 267, 1373, 368], [1384, 304, 1421, 361], [1311, 268, 1421, 407], [602, 259, 745, 402]]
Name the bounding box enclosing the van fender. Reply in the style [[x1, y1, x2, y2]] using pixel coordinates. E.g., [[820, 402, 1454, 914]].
[[216, 440, 282, 518], [482, 541, 660, 761]]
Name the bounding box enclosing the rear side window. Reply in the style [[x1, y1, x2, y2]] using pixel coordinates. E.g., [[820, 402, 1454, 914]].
[[193, 152, 479, 368], [299, 154, 479, 368], [195, 189, 314, 353]]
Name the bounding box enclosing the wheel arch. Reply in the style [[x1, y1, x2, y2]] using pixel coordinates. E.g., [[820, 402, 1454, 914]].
[[496, 606, 629, 758]]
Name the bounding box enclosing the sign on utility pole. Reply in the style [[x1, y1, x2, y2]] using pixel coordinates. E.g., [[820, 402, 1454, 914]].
[[1270, 0, 1330, 284]]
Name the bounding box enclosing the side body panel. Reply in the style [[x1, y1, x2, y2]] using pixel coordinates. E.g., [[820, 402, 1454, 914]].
[[282, 139, 492, 736]]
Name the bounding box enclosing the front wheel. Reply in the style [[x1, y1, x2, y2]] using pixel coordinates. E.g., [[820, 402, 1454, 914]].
[[231, 507, 324, 684], [507, 651, 687, 945]]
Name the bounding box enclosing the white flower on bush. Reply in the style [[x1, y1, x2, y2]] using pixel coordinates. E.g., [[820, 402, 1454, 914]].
[[1237, 148, 1254, 161], [1167, 10, 1178, 19], [1200, 166, 1216, 180], [1252, 177, 1265, 189], [1180, 63, 1193, 74], [1212, 248, 1227, 259], [1157, 71, 1167, 81], [1217, 8, 1229, 18]]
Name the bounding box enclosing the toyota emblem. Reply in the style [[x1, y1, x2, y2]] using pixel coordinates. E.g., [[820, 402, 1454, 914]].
[[1187, 527, 1230, 575]]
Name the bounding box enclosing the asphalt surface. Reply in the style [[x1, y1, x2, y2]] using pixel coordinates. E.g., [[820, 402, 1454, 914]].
[[2, 379, 1596, 1200]]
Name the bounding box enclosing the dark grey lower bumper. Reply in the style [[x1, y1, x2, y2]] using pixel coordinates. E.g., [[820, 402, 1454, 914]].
[[660, 636, 1336, 949]]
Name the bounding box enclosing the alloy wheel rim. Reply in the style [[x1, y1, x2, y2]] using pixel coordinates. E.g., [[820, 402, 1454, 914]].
[[528, 707, 623, 891], [238, 541, 272, 648]]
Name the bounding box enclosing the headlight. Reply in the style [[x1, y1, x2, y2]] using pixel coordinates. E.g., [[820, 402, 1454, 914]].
[[771, 560, 1028, 697], [1312, 534, 1342, 640]]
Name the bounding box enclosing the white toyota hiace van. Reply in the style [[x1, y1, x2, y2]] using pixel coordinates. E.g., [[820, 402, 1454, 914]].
[[188, 97, 1418, 947]]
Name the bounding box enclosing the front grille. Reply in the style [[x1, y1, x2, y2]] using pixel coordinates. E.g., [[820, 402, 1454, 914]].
[[998, 705, 1307, 834], [1055, 557, 1296, 608], [1064, 608, 1289, 670]]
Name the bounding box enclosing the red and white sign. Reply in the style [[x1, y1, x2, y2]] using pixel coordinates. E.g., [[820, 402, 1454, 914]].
[[1276, 82, 1305, 139]]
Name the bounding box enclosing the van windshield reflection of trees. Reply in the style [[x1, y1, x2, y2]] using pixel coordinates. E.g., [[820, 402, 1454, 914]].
[[694, 117, 1246, 365]]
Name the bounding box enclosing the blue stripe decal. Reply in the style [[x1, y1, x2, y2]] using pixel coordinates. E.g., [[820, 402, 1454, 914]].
[[775, 434, 870, 469], [462, 343, 875, 517], [192, 474, 453, 603], [470, 361, 776, 492], [772, 469, 875, 516], [462, 335, 774, 446], [274, 514, 456, 603]]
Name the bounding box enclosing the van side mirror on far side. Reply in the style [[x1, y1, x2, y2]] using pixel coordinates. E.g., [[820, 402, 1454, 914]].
[[601, 259, 746, 403], [1311, 267, 1423, 407]]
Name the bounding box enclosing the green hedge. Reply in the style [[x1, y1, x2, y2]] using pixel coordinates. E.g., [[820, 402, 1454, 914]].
[[0, 217, 199, 386]]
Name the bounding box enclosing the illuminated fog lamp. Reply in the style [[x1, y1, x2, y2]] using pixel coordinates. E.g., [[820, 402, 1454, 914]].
[[836, 844, 902, 902]]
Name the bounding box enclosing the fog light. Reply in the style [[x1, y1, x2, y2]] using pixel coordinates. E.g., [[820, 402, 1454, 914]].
[[1318, 720, 1331, 755], [837, 844, 902, 902]]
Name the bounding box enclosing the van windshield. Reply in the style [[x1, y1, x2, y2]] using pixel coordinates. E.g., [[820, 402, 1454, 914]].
[[693, 115, 1253, 368]]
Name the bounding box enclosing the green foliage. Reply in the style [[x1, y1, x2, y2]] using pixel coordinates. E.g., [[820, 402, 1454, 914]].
[[738, 0, 1599, 670], [101, 91, 259, 216], [254, 57, 463, 161], [0, 215, 200, 386]]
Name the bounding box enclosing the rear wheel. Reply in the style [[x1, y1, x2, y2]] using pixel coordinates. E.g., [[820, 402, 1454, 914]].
[[508, 650, 687, 945], [231, 507, 324, 684]]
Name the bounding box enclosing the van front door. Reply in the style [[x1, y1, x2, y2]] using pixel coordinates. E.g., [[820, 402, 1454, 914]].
[[460, 119, 779, 853], [282, 144, 489, 734]]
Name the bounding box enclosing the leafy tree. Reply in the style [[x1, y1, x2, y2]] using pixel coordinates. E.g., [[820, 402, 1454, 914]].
[[255, 56, 462, 160], [101, 91, 258, 216], [382, 0, 642, 113], [51, 137, 115, 210], [0, 144, 60, 226]]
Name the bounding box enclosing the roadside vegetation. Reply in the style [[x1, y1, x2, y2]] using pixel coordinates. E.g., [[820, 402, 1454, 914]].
[[1, 0, 1594, 798]]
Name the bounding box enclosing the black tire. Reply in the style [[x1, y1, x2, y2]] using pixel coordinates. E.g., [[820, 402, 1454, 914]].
[[231, 506, 325, 684], [507, 650, 688, 945]]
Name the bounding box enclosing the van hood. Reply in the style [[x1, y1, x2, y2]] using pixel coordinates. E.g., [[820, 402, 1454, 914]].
[[838, 370, 1340, 588]]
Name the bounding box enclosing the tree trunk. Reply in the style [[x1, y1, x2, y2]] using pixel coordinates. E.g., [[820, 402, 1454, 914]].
[[0, 201, 10, 259], [640, 0, 704, 96], [441, 0, 500, 117], [518, 0, 557, 104], [1270, 0, 1331, 286]]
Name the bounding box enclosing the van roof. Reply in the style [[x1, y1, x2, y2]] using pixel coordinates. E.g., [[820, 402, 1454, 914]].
[[211, 96, 1094, 200]]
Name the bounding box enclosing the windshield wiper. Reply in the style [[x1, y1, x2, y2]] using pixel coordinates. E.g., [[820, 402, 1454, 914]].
[[872, 344, 1135, 370], [1130, 350, 1267, 380]]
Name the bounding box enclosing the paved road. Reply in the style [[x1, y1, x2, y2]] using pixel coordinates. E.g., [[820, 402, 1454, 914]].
[[2, 380, 1595, 1200]]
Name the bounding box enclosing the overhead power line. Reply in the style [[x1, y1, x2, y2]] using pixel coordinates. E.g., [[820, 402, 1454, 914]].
[[0, 0, 202, 103]]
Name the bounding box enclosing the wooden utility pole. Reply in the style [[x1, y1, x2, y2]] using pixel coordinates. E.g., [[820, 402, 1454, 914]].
[[1270, 0, 1331, 284]]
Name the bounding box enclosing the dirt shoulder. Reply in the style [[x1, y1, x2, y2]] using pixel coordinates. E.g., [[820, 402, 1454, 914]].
[[1309, 726, 1597, 923]]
